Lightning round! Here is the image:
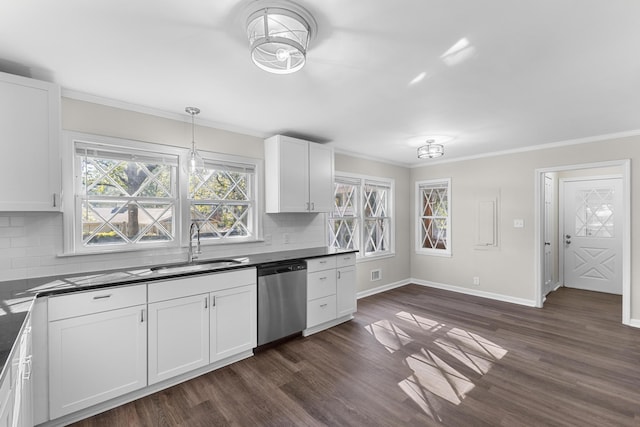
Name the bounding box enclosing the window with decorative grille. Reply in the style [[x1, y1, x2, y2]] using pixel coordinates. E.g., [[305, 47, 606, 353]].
[[416, 178, 451, 256], [329, 174, 393, 259]]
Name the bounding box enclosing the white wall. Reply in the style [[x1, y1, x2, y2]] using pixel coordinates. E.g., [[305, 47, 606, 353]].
[[410, 135, 640, 320]]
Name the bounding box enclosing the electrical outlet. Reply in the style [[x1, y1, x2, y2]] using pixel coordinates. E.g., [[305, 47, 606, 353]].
[[473, 276, 480, 285]]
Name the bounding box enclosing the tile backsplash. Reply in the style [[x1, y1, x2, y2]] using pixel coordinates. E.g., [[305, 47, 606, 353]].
[[0, 212, 327, 282]]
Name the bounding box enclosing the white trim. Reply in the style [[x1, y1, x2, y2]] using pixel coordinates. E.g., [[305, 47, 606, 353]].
[[356, 279, 410, 299], [412, 278, 537, 307], [415, 178, 452, 256], [534, 159, 631, 324], [409, 129, 640, 168], [62, 89, 268, 139], [628, 318, 640, 329], [333, 147, 409, 168]]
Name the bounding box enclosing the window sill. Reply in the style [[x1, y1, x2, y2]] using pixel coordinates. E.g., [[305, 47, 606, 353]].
[[356, 252, 395, 263]]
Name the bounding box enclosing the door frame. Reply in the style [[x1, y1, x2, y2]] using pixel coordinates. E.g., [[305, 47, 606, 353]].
[[534, 159, 631, 325], [558, 175, 623, 294]]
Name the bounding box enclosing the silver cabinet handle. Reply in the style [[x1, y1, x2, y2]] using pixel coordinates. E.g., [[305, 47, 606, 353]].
[[52, 193, 57, 207], [319, 276, 327, 281], [140, 309, 145, 323], [337, 271, 341, 279], [319, 260, 327, 264], [93, 294, 112, 300], [22, 356, 32, 380], [212, 296, 216, 307], [205, 296, 208, 309], [320, 303, 328, 308], [311, 202, 315, 211], [306, 202, 310, 211]]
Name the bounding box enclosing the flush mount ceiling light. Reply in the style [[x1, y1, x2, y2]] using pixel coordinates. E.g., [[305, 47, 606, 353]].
[[417, 140, 445, 159], [246, 1, 317, 74], [184, 106, 205, 174]]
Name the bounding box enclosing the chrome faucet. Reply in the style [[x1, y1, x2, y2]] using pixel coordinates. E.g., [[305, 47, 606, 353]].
[[188, 221, 201, 263]]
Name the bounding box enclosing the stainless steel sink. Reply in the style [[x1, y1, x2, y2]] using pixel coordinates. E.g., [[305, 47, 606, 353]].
[[150, 258, 248, 274]]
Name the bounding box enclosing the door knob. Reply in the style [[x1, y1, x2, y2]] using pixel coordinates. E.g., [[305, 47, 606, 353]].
[[544, 242, 551, 246], [565, 234, 571, 239], [565, 240, 571, 245]]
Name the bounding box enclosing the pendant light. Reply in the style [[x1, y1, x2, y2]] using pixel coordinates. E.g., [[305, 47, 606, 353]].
[[184, 106, 205, 175], [417, 140, 445, 159]]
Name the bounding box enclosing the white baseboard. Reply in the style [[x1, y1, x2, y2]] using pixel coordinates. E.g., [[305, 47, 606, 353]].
[[411, 278, 538, 307], [357, 279, 411, 299], [627, 318, 640, 328]]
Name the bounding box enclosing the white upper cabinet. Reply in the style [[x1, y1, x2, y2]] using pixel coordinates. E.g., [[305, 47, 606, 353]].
[[0, 72, 61, 211], [264, 135, 334, 213]]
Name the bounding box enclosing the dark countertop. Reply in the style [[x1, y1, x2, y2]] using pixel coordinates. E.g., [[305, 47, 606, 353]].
[[0, 247, 357, 380]]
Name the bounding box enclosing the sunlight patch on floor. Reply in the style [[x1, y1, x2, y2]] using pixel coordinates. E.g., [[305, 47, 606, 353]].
[[366, 312, 508, 419], [364, 319, 413, 353]]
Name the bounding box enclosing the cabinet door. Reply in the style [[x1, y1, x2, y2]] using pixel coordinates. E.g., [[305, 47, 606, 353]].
[[48, 305, 147, 419], [336, 266, 357, 317], [210, 284, 257, 362], [308, 143, 334, 212], [148, 294, 209, 385], [13, 316, 33, 427], [0, 371, 13, 427], [0, 72, 60, 211], [277, 137, 309, 212]]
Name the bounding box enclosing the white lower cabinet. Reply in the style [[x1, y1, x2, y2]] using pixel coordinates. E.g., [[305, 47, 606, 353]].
[[210, 284, 257, 362], [336, 262, 357, 318], [148, 294, 210, 385], [0, 370, 12, 427], [48, 286, 147, 419], [147, 268, 257, 384], [305, 253, 357, 335]]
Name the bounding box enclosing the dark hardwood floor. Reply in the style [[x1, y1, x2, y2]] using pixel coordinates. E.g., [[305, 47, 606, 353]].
[[72, 285, 640, 426]]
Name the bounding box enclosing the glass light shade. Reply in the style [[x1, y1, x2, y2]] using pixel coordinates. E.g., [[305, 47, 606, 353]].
[[247, 7, 310, 74], [185, 147, 205, 175], [417, 143, 445, 159], [183, 106, 206, 175]]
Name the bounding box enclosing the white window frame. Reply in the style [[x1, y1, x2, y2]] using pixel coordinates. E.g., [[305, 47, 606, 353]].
[[62, 131, 261, 255], [329, 172, 395, 260], [415, 178, 452, 257], [182, 152, 261, 247]]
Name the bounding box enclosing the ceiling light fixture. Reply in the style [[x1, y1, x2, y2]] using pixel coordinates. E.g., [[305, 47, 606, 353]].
[[184, 106, 205, 174], [417, 140, 445, 159], [246, 1, 316, 74]]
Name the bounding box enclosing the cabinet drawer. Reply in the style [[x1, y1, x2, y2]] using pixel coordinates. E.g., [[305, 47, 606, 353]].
[[307, 295, 336, 328], [307, 270, 336, 300], [149, 267, 256, 303], [306, 256, 336, 273], [336, 253, 356, 268], [48, 285, 146, 321]]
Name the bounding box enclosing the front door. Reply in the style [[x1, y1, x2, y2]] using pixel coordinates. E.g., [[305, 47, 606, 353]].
[[562, 178, 622, 294]]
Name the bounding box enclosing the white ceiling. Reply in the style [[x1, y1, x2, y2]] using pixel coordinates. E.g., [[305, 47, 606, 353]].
[[2, 0, 640, 166]]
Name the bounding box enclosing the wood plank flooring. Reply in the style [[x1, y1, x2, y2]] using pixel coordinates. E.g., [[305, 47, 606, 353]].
[[72, 285, 640, 426]]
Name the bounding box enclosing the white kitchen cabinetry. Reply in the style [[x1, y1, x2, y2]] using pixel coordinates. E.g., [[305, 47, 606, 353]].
[[147, 294, 210, 385], [210, 284, 257, 362], [48, 286, 147, 419], [304, 254, 357, 336], [264, 134, 334, 213], [0, 71, 61, 211], [336, 254, 357, 318], [0, 313, 32, 427], [147, 268, 257, 383]]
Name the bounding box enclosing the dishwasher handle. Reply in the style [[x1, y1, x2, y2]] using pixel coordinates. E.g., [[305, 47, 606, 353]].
[[258, 261, 307, 277]]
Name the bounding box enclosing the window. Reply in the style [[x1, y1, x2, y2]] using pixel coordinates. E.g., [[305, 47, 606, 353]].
[[329, 174, 394, 258], [416, 178, 451, 256], [189, 158, 257, 242], [75, 142, 179, 250], [64, 132, 260, 254]]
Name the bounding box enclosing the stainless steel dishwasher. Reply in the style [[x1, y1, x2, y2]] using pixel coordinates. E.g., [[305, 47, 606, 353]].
[[257, 260, 307, 346]]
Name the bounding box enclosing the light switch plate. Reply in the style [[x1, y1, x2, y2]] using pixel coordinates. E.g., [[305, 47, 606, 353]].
[[513, 219, 524, 228]]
